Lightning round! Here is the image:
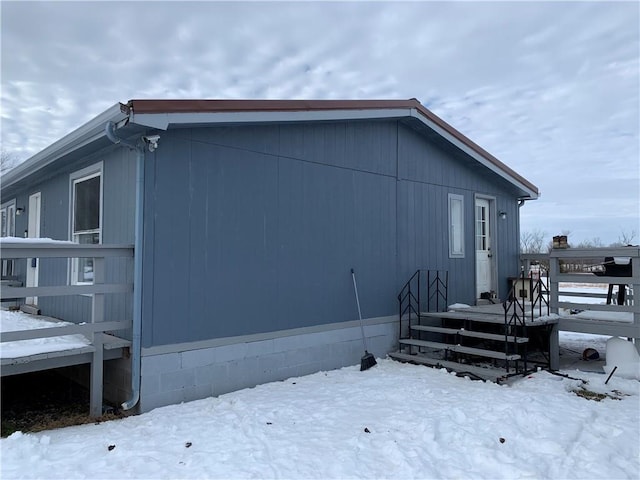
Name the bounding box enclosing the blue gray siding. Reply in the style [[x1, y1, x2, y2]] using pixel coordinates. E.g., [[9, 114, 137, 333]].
[[7, 146, 136, 329], [4, 118, 523, 348], [142, 120, 522, 348], [396, 126, 521, 302], [142, 123, 398, 347]]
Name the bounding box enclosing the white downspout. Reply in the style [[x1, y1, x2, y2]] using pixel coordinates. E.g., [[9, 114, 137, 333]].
[[105, 121, 154, 411]]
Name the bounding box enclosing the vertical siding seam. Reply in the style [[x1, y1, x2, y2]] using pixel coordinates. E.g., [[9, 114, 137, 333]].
[[395, 120, 400, 291], [276, 124, 281, 329]]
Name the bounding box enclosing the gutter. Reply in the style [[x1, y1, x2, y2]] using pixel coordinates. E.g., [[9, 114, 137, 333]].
[[105, 121, 156, 411], [2, 103, 129, 191]]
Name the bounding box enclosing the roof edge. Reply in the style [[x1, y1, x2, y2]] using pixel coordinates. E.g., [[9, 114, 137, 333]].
[[127, 98, 419, 114], [1, 103, 129, 192], [3, 98, 539, 201], [411, 103, 539, 198], [127, 98, 538, 198]]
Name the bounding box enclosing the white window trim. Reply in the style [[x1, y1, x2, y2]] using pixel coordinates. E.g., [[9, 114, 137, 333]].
[[1, 199, 16, 237], [448, 193, 465, 258], [1, 199, 17, 277], [69, 162, 103, 285]]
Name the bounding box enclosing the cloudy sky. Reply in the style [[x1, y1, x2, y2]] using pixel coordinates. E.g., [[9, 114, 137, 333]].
[[1, 1, 638, 246]]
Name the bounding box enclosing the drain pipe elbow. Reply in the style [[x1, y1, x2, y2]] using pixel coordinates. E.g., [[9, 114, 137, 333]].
[[105, 121, 121, 145], [105, 121, 145, 412], [105, 121, 140, 150]]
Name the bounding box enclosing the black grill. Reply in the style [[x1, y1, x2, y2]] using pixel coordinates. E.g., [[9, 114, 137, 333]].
[[594, 257, 632, 277]]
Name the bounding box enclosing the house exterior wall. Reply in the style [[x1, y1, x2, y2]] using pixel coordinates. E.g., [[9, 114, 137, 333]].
[[141, 122, 398, 348], [2, 116, 525, 413], [141, 120, 522, 350], [396, 125, 522, 302], [3, 146, 136, 329]]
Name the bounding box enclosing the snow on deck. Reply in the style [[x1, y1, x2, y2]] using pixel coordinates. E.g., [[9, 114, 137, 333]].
[[0, 236, 75, 244], [0, 310, 90, 359]]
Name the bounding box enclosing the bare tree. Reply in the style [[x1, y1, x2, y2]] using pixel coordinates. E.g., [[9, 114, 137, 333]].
[[574, 237, 604, 248], [1, 150, 19, 175], [520, 229, 547, 253], [617, 229, 637, 246]]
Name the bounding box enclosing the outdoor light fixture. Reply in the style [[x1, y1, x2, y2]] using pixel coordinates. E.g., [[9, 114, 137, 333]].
[[15, 207, 24, 215], [499, 211, 507, 220]]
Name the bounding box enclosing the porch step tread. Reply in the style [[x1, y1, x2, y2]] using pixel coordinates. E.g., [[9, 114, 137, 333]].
[[411, 325, 459, 335], [460, 330, 528, 343], [410, 325, 528, 343], [103, 334, 132, 350], [420, 311, 507, 325], [388, 352, 509, 382], [399, 338, 521, 361]]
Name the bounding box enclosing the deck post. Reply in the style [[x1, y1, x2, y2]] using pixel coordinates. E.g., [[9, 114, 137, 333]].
[[549, 254, 559, 315], [632, 255, 640, 354], [548, 323, 559, 370], [90, 257, 105, 417]]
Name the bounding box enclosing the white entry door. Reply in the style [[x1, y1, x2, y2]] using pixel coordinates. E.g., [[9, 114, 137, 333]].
[[475, 198, 492, 298], [26, 192, 41, 305]]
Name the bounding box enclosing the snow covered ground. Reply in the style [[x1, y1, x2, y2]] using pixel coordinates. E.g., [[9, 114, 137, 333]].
[[1, 284, 638, 479], [1, 359, 638, 479]]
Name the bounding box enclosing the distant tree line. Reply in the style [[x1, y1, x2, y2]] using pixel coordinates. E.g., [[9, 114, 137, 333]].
[[521, 229, 637, 254]]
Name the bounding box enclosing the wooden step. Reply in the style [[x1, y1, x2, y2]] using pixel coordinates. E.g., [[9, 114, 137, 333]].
[[400, 338, 451, 350], [410, 325, 459, 335], [411, 325, 528, 343], [453, 344, 521, 361], [420, 311, 507, 325], [399, 338, 521, 361], [459, 330, 528, 344], [103, 334, 132, 350], [388, 352, 509, 382]]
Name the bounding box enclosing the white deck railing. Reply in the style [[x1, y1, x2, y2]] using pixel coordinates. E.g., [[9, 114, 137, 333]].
[[0, 242, 134, 416], [522, 247, 639, 342]]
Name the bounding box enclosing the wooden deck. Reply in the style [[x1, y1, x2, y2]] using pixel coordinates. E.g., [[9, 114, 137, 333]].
[[394, 302, 560, 379], [444, 303, 640, 366], [1, 329, 131, 377], [396, 284, 640, 382], [0, 242, 134, 416]]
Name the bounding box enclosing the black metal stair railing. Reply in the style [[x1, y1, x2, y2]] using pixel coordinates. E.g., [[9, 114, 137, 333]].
[[397, 269, 449, 344], [502, 267, 551, 372], [503, 274, 528, 373], [427, 270, 449, 314], [398, 270, 421, 341]]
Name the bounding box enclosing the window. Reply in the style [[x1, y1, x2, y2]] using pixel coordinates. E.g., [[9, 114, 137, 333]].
[[1, 200, 16, 276], [475, 204, 488, 251], [448, 194, 465, 258], [70, 164, 102, 284]]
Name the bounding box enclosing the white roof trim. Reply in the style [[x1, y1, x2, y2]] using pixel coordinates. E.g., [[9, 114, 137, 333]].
[[409, 109, 538, 199]]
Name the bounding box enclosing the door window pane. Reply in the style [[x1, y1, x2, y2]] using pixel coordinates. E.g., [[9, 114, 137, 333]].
[[475, 205, 488, 250]]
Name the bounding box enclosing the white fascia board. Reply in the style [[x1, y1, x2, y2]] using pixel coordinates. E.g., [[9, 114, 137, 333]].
[[2, 103, 129, 191], [130, 108, 413, 131], [409, 109, 539, 199]]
